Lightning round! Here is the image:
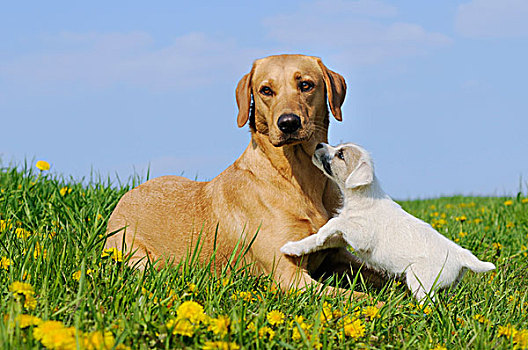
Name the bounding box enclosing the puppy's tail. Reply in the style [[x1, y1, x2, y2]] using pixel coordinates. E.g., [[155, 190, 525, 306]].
[[459, 248, 496, 273]]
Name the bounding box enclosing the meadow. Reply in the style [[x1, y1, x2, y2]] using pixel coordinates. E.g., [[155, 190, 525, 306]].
[[0, 161, 527, 349]]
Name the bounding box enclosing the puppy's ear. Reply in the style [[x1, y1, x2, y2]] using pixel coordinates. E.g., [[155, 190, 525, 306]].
[[317, 59, 346, 121], [345, 161, 373, 189], [235, 66, 255, 128]]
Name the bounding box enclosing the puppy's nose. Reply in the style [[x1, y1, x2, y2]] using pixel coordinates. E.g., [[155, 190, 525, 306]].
[[315, 143, 325, 150], [277, 114, 301, 134]]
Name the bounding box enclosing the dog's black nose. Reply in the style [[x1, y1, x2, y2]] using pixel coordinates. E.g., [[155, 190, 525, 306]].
[[315, 143, 324, 150], [277, 114, 301, 134]]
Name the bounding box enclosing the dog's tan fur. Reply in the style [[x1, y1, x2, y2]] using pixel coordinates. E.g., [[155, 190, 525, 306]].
[[105, 54, 383, 296]]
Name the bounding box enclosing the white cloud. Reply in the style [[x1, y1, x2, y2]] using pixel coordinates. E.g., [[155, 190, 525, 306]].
[[262, 0, 452, 65], [0, 31, 261, 91], [455, 0, 528, 38]]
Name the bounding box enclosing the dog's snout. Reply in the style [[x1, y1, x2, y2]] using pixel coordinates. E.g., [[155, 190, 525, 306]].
[[315, 143, 325, 150], [277, 114, 301, 134]]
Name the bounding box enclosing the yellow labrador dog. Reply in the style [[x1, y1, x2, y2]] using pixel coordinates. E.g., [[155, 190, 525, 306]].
[[106, 54, 383, 297]]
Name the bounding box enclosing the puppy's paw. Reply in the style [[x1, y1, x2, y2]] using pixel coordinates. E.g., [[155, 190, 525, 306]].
[[280, 242, 306, 256]]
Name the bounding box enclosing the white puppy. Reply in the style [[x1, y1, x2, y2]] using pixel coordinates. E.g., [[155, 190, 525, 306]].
[[281, 143, 495, 301]]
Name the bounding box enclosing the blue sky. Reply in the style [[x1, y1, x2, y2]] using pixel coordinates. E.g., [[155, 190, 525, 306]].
[[1, 0, 527, 199]]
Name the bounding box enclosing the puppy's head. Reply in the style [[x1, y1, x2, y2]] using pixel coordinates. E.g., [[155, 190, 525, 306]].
[[235, 54, 346, 148], [312, 143, 374, 190]]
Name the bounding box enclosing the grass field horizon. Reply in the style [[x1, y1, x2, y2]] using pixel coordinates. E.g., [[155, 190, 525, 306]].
[[1, 162, 527, 349]]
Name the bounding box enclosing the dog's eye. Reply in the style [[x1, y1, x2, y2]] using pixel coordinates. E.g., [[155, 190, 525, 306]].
[[336, 149, 345, 160], [259, 86, 273, 96], [299, 81, 314, 92]]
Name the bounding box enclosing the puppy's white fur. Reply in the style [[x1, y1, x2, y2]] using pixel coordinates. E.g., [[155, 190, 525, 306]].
[[281, 143, 495, 301]]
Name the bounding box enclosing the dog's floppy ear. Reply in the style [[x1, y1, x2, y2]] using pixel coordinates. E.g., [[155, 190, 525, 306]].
[[317, 59, 346, 121], [345, 160, 373, 189], [235, 66, 255, 128]]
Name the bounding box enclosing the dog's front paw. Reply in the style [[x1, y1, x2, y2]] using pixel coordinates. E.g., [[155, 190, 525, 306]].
[[280, 242, 306, 256]]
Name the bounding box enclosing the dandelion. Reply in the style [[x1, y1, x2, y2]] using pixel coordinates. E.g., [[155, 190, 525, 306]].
[[14, 314, 42, 328], [167, 318, 195, 337], [473, 314, 488, 324], [504, 200, 513, 206], [35, 160, 50, 171], [522, 198, 528, 204], [363, 306, 381, 320], [1, 256, 11, 270], [231, 291, 255, 302], [176, 301, 206, 324], [455, 215, 467, 222], [319, 302, 333, 323], [506, 222, 515, 229], [1, 219, 13, 231], [431, 345, 447, 350], [497, 324, 517, 338], [101, 247, 123, 262], [343, 318, 365, 338], [33, 320, 77, 350], [492, 242, 502, 250], [10, 281, 34, 296], [208, 315, 230, 336], [72, 269, 94, 281], [246, 321, 256, 332], [473, 218, 483, 224], [15, 227, 31, 239], [267, 310, 285, 326], [513, 329, 528, 349], [203, 341, 240, 350], [459, 231, 467, 238], [258, 326, 275, 340], [82, 330, 116, 349], [59, 186, 72, 196]]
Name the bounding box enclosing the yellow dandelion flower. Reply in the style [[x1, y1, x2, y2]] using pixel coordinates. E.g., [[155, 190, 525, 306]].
[[431, 345, 447, 350], [15, 227, 31, 239], [363, 306, 381, 320], [176, 301, 206, 324], [33, 242, 47, 260], [35, 160, 50, 171], [492, 242, 502, 250], [203, 341, 240, 350], [267, 310, 285, 326], [459, 231, 467, 238], [497, 324, 518, 338], [513, 329, 528, 349], [258, 326, 275, 340], [319, 302, 333, 323], [521, 198, 528, 204], [10, 281, 34, 296], [504, 200, 513, 206], [1, 219, 13, 231], [473, 314, 488, 324], [455, 215, 467, 222], [14, 314, 42, 328], [101, 247, 123, 262], [33, 320, 77, 350], [506, 222, 515, 229], [167, 318, 195, 337], [343, 318, 365, 338], [521, 245, 527, 257], [82, 330, 115, 350], [474, 218, 483, 224], [246, 321, 256, 332], [208, 315, 230, 336], [59, 187, 72, 196], [1, 256, 12, 270], [24, 294, 37, 310]]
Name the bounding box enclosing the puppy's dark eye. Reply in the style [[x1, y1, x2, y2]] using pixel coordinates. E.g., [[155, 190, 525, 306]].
[[299, 81, 314, 92], [336, 149, 345, 160], [259, 86, 273, 96]]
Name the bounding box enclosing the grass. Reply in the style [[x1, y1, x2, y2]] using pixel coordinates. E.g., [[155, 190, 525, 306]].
[[0, 162, 527, 349]]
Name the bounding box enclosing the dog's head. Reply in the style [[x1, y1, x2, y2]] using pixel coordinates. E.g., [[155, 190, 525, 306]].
[[312, 143, 374, 190], [236, 54, 346, 147]]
